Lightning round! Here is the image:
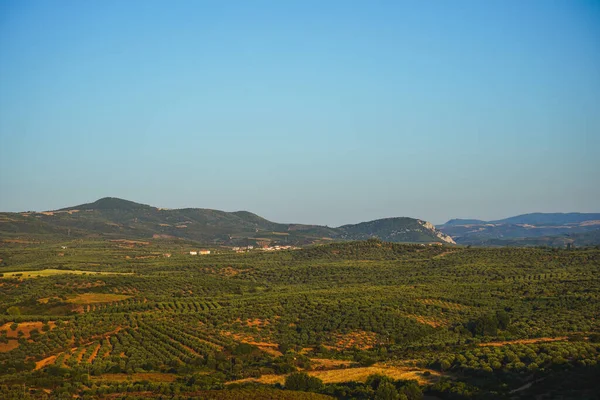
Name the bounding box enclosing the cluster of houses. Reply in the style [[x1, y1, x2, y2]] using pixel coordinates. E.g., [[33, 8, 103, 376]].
[[232, 246, 254, 253], [231, 245, 300, 253], [189, 250, 211, 255], [259, 245, 298, 251], [186, 245, 300, 256]]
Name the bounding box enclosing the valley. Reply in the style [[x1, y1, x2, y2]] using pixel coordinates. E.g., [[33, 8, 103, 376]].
[[0, 237, 598, 399]]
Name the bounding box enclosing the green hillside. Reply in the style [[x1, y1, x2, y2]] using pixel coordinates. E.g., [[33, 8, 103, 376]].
[[338, 217, 454, 244], [0, 198, 450, 246]]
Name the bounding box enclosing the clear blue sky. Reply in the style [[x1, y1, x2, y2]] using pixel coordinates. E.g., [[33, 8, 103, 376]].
[[1, 0, 599, 225]]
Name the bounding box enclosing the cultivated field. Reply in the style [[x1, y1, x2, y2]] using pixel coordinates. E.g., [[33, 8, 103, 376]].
[[0, 239, 598, 399]]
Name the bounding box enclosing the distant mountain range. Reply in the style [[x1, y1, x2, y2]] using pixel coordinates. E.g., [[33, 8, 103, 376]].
[[2, 198, 598, 247], [0, 197, 455, 246], [438, 213, 600, 246]]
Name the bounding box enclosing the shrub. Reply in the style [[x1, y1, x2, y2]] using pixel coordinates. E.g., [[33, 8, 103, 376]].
[[284, 372, 323, 392]]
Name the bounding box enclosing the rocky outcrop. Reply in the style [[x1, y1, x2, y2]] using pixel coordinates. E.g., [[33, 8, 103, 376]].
[[418, 220, 456, 244]]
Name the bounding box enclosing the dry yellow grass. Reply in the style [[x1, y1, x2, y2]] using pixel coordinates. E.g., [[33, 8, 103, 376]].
[[1, 269, 132, 279], [311, 365, 441, 385], [310, 358, 354, 369], [65, 293, 131, 304], [228, 363, 442, 386], [90, 373, 177, 383]]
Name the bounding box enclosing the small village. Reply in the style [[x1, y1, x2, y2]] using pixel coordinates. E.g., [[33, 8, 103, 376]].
[[188, 245, 299, 255]]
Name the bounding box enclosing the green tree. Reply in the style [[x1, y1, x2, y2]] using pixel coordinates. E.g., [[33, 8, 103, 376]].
[[374, 380, 400, 400], [399, 381, 423, 400], [6, 306, 21, 316], [496, 310, 510, 329], [284, 372, 323, 392]]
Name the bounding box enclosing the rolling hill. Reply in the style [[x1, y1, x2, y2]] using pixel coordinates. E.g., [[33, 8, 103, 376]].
[[0, 197, 454, 246], [438, 212, 600, 246]]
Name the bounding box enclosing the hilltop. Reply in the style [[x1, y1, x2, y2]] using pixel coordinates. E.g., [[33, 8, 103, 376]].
[[438, 212, 600, 246], [338, 218, 454, 244], [0, 197, 453, 246]]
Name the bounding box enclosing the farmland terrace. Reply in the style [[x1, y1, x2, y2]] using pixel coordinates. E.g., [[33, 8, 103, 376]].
[[0, 239, 599, 399]]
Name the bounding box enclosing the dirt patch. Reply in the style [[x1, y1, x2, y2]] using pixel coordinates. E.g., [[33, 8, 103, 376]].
[[222, 332, 282, 356], [0, 321, 56, 338], [332, 331, 377, 350], [87, 343, 101, 363], [237, 318, 270, 328], [35, 355, 58, 370], [75, 348, 86, 363], [0, 340, 19, 352], [60, 352, 71, 366]]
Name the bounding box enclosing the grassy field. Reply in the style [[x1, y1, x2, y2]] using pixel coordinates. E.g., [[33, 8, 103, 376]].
[[65, 293, 132, 304], [0, 268, 132, 279], [228, 364, 443, 386]]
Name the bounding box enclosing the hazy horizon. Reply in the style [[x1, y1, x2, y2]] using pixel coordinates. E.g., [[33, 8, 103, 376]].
[[1, 0, 599, 227]]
